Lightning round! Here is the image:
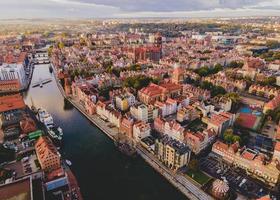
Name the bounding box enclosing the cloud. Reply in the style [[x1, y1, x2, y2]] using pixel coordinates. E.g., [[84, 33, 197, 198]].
[[0, 0, 279, 19], [67, 0, 276, 12]]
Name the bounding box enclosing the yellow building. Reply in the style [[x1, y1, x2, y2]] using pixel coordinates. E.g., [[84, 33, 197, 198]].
[[155, 135, 191, 170]]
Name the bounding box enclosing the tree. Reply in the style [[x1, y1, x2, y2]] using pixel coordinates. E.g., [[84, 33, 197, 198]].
[[228, 61, 244, 68], [258, 91, 265, 97], [58, 42, 64, 49], [232, 135, 241, 143], [223, 128, 242, 144], [0, 145, 15, 164], [266, 40, 280, 49], [200, 81, 213, 90], [225, 93, 240, 104], [223, 129, 234, 144], [130, 64, 141, 71], [47, 46, 53, 56], [211, 86, 226, 97], [188, 159, 199, 172]]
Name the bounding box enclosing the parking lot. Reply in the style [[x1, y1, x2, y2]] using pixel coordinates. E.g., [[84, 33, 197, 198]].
[[200, 155, 270, 199], [22, 154, 41, 175]]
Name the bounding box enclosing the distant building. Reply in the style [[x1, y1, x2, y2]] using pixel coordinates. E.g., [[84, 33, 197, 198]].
[[263, 95, 280, 113], [126, 46, 161, 63], [211, 96, 232, 112], [249, 84, 279, 99], [182, 84, 211, 101], [138, 82, 182, 104], [171, 63, 184, 84]]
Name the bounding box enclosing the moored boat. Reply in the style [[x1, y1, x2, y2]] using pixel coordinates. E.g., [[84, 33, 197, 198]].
[[37, 107, 64, 143], [37, 108, 54, 128], [115, 141, 137, 157], [66, 160, 72, 166], [48, 126, 63, 141]]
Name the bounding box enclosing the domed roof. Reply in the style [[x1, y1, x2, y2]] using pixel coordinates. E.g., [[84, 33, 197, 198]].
[[212, 179, 229, 194]]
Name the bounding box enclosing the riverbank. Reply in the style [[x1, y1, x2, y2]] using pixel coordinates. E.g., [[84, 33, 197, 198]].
[[24, 62, 187, 200]]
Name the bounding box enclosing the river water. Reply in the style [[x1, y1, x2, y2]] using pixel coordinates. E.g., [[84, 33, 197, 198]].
[[23, 64, 186, 200]]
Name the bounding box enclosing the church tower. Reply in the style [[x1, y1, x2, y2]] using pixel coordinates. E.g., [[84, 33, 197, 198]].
[[172, 63, 184, 84]]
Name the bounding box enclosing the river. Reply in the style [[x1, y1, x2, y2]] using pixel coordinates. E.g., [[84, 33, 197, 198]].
[[23, 64, 187, 200]]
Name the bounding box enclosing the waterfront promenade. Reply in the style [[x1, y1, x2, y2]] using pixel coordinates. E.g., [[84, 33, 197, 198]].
[[52, 64, 213, 200]]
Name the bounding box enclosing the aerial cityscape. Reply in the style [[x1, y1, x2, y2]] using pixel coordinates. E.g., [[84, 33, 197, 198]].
[[0, 1, 280, 200]]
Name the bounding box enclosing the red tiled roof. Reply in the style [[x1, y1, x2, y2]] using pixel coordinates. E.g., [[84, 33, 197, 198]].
[[275, 142, 280, 152], [0, 94, 26, 112], [35, 136, 59, 164], [242, 150, 256, 160]]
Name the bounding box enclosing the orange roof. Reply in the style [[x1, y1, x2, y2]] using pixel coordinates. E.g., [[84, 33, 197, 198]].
[[140, 83, 162, 96], [159, 82, 182, 92], [0, 94, 26, 112], [187, 131, 205, 142], [242, 150, 256, 160], [213, 140, 228, 151], [257, 195, 271, 200], [35, 136, 59, 164], [275, 142, 280, 152]]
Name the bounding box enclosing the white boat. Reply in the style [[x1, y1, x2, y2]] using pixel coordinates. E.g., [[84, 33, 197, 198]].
[[38, 107, 63, 143], [48, 126, 63, 141], [66, 160, 72, 166], [37, 108, 54, 128]]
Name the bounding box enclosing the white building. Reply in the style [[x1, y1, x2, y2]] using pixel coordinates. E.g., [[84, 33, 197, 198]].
[[115, 93, 136, 111], [133, 121, 151, 142], [164, 120, 185, 142], [0, 63, 27, 88], [154, 98, 177, 117], [130, 104, 158, 122], [0, 52, 29, 88]]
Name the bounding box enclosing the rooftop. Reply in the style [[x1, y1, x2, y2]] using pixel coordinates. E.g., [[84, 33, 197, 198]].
[[0, 176, 33, 200], [0, 94, 26, 113], [160, 134, 190, 155]]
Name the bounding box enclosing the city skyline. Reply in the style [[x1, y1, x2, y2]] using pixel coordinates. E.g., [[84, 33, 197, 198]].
[[0, 0, 280, 19]]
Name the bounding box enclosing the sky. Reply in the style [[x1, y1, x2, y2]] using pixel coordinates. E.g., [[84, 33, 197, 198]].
[[0, 0, 279, 19]]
